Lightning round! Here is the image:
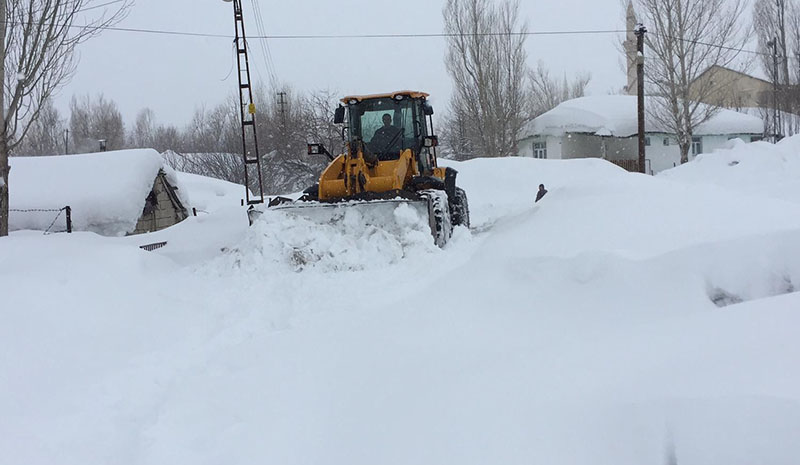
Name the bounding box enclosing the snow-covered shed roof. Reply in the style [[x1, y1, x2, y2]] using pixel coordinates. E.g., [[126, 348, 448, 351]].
[[520, 95, 764, 139], [9, 149, 188, 236]]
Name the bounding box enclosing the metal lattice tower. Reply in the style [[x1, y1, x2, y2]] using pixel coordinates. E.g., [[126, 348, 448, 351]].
[[226, 0, 264, 204]]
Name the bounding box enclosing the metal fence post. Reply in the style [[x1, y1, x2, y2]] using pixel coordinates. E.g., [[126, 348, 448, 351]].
[[65, 206, 72, 233]]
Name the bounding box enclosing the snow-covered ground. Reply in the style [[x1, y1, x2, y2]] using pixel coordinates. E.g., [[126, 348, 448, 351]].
[[3, 137, 800, 465]]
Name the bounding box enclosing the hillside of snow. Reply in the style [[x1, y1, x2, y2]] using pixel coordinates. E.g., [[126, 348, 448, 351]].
[[3, 137, 800, 465]]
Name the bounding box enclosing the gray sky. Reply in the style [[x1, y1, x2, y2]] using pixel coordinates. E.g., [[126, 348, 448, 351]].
[[55, 0, 628, 127]]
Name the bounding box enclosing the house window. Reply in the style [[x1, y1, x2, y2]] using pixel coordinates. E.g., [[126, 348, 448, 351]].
[[691, 136, 703, 156], [663, 137, 670, 146], [533, 141, 547, 159], [645, 136, 651, 146], [751, 135, 763, 142]]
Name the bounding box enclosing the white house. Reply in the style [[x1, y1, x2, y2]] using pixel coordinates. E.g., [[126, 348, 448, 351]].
[[517, 95, 764, 174], [9, 149, 189, 236]]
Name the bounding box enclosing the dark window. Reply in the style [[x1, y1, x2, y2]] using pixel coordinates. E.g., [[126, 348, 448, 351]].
[[691, 136, 703, 156], [645, 136, 651, 146], [533, 141, 547, 159]]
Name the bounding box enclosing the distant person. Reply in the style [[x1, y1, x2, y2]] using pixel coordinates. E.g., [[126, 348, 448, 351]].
[[535, 183, 547, 203], [370, 113, 402, 153]]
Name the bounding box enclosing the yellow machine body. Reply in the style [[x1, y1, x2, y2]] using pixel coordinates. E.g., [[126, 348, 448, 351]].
[[318, 145, 447, 201]]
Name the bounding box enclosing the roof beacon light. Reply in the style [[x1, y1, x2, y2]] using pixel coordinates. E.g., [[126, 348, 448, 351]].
[[394, 94, 405, 101]]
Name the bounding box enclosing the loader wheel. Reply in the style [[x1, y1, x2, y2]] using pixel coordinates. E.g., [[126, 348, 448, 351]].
[[450, 187, 470, 229], [420, 189, 452, 248]]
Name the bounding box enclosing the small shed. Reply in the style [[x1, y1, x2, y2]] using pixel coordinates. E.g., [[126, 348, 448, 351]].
[[9, 149, 189, 236]]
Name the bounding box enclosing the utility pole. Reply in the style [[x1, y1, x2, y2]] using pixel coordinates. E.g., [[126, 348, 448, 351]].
[[64, 129, 69, 155], [277, 91, 287, 128], [635, 24, 647, 174], [224, 0, 264, 205], [768, 38, 780, 142]]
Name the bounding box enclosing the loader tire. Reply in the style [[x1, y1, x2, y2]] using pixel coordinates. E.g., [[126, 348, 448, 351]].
[[420, 189, 452, 248], [450, 187, 470, 229]]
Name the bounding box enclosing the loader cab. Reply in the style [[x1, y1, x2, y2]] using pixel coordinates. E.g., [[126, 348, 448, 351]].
[[341, 91, 437, 174]]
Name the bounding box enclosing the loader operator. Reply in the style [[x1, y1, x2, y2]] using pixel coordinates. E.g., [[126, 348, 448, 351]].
[[369, 113, 403, 157]]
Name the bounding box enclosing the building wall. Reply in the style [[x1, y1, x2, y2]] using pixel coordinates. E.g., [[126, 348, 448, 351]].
[[519, 132, 760, 174], [691, 66, 772, 109], [645, 133, 758, 174], [644, 133, 681, 173], [517, 135, 562, 159], [561, 134, 603, 159], [133, 171, 188, 235]]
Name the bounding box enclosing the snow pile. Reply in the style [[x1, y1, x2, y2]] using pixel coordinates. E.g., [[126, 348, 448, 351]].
[[660, 135, 800, 203], [175, 171, 248, 213], [217, 201, 441, 273], [522, 95, 763, 138], [8, 149, 187, 236]]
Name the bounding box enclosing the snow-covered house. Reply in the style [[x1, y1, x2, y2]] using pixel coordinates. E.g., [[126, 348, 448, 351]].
[[9, 149, 189, 236], [517, 95, 764, 174]]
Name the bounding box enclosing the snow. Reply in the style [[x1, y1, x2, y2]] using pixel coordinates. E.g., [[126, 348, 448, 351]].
[[174, 171, 247, 213], [521, 95, 763, 139], [8, 149, 188, 236], [3, 136, 800, 464], [660, 136, 800, 203]]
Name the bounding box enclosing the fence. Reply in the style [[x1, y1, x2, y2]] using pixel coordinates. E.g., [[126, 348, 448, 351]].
[[9, 206, 72, 234], [608, 159, 653, 175], [139, 241, 167, 252], [609, 159, 640, 172]]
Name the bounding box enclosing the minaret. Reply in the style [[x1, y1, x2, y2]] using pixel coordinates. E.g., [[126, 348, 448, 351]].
[[623, 1, 638, 95]]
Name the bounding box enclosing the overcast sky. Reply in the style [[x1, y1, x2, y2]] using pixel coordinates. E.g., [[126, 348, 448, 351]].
[[55, 0, 629, 127]]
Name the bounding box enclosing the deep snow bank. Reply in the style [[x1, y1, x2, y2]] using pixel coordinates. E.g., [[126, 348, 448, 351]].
[[660, 135, 800, 203]]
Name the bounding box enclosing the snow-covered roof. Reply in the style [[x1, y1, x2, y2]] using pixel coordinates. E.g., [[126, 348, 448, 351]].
[[9, 149, 188, 236], [520, 95, 764, 139]]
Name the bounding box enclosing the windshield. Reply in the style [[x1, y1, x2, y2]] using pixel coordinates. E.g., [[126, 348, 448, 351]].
[[348, 97, 421, 158]]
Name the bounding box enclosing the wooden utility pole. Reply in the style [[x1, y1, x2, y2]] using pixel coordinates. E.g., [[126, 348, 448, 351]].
[[1, 0, 9, 236], [277, 91, 287, 128], [635, 24, 647, 174], [767, 38, 780, 142]]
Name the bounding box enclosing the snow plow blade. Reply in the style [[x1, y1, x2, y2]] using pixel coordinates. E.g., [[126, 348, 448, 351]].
[[249, 190, 453, 248]]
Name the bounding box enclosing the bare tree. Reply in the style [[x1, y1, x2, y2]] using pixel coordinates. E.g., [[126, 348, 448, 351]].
[[443, 0, 529, 158], [166, 98, 244, 184], [152, 124, 183, 153], [302, 88, 343, 158], [0, 0, 131, 236], [16, 98, 65, 155], [754, 0, 800, 136], [529, 61, 591, 117], [129, 108, 156, 149], [634, 0, 748, 163], [68, 94, 125, 152]]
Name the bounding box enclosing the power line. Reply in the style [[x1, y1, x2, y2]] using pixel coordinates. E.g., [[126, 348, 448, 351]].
[[4, 17, 781, 62], [60, 24, 629, 40], [248, 0, 278, 86]]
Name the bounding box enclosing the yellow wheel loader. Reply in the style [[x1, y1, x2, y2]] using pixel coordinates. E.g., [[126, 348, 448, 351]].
[[267, 90, 469, 247]]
